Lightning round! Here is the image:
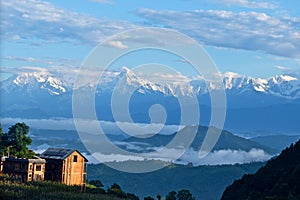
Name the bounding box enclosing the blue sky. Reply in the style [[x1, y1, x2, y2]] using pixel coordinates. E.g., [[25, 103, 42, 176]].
[[1, 0, 300, 78]]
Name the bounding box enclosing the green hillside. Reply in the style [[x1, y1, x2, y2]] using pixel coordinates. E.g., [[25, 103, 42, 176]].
[[88, 162, 264, 200], [221, 139, 300, 200]]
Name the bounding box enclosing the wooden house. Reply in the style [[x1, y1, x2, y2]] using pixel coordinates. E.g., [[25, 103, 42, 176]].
[[40, 148, 88, 186], [2, 157, 46, 182]]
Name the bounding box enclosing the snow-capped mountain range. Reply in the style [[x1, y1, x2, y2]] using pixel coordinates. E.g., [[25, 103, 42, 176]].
[[1, 66, 300, 132], [1, 66, 300, 99]]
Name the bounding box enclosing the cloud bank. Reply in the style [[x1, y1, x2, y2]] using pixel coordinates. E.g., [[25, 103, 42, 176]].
[[2, 117, 274, 166], [178, 148, 272, 165], [2, 0, 299, 60], [80, 147, 273, 165], [136, 8, 300, 58], [1, 0, 136, 44], [0, 117, 181, 136]]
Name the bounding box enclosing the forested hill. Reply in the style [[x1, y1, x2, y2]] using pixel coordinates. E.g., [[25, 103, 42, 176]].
[[221, 139, 300, 200]]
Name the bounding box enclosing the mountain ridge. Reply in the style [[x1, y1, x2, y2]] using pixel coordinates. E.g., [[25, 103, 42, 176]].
[[2, 67, 300, 99]]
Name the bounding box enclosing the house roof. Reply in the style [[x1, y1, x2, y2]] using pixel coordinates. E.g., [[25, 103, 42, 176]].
[[40, 148, 88, 162], [3, 157, 46, 164]]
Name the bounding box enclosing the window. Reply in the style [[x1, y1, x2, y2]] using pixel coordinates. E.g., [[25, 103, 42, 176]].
[[28, 174, 32, 181], [36, 165, 41, 171], [73, 155, 78, 162], [84, 163, 87, 172], [29, 164, 32, 170]]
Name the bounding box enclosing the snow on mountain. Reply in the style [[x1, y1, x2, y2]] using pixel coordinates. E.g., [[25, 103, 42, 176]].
[[1, 66, 299, 99], [267, 75, 300, 98], [2, 67, 299, 133], [112, 66, 167, 94], [216, 72, 299, 98], [102, 66, 195, 97], [1, 70, 69, 95]]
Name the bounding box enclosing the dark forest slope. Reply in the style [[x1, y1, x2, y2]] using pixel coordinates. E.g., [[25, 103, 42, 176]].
[[221, 139, 300, 200]]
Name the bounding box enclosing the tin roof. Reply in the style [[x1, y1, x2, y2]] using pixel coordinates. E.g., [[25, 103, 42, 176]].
[[3, 157, 46, 164], [40, 148, 88, 162]]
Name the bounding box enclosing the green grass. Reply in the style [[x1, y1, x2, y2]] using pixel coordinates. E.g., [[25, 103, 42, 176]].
[[0, 175, 131, 200]]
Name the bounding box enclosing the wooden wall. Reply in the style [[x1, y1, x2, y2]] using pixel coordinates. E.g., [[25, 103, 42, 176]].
[[62, 151, 86, 186]]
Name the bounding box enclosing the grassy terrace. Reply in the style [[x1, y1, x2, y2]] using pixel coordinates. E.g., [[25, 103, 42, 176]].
[[0, 175, 138, 200]]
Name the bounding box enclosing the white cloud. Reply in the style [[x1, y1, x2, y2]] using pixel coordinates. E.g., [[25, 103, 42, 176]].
[[0, 117, 180, 136], [135, 70, 191, 84], [274, 65, 300, 76], [29, 139, 273, 165], [3, 56, 48, 64], [87, 152, 145, 163], [178, 148, 273, 166], [136, 9, 300, 58], [2, 56, 79, 67], [275, 65, 292, 71], [72, 147, 273, 165], [107, 40, 128, 49], [0, 117, 77, 131], [1, 0, 136, 44], [211, 0, 276, 9], [81, 147, 184, 164]]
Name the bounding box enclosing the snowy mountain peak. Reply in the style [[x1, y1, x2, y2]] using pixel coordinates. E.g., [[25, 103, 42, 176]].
[[278, 75, 297, 82], [113, 67, 170, 95], [266, 74, 300, 98], [119, 66, 143, 83], [13, 72, 48, 85], [4, 71, 68, 95]]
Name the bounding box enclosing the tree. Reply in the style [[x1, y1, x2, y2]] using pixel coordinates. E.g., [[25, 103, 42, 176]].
[[107, 183, 127, 198], [110, 183, 121, 190], [89, 180, 104, 188], [177, 189, 195, 200], [157, 194, 162, 200], [0, 122, 34, 158], [126, 193, 140, 200], [0, 123, 5, 156], [166, 191, 177, 200]]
